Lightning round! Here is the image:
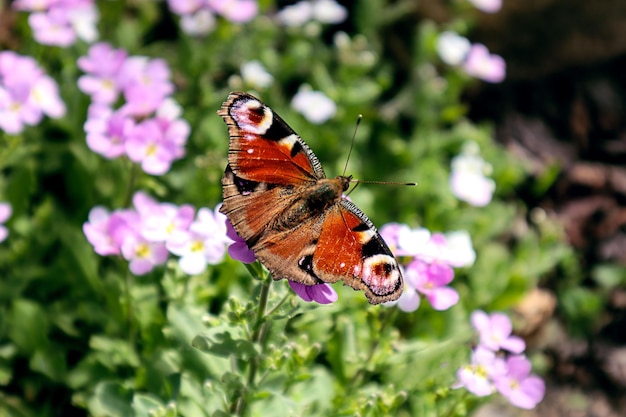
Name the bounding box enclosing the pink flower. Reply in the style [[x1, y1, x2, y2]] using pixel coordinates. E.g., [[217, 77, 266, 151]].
[[456, 346, 506, 396], [84, 106, 134, 158], [118, 57, 174, 117], [166, 207, 229, 275], [125, 119, 179, 175], [288, 281, 338, 304], [121, 234, 169, 275], [0, 202, 12, 243], [78, 43, 128, 104], [471, 310, 526, 354], [463, 43, 506, 83], [16, 0, 99, 47], [83, 207, 138, 256], [0, 51, 65, 134], [494, 355, 545, 409], [207, 0, 258, 23], [140, 202, 195, 244], [405, 258, 459, 311], [28, 9, 76, 46]]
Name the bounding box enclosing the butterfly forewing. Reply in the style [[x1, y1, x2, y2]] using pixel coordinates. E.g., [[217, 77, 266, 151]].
[[218, 92, 325, 185], [218, 91, 404, 304]]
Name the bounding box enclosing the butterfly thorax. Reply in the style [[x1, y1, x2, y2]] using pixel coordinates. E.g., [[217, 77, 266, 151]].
[[274, 176, 350, 231]]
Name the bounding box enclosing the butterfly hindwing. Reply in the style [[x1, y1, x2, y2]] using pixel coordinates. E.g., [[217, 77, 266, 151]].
[[219, 91, 404, 304], [313, 201, 403, 304]]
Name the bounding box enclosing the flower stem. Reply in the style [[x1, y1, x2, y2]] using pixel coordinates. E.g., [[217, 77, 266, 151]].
[[233, 272, 272, 416]]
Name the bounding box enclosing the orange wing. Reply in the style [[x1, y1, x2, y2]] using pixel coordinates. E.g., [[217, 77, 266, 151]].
[[218, 92, 326, 185]]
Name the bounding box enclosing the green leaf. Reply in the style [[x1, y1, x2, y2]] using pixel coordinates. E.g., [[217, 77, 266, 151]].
[[91, 381, 133, 417]]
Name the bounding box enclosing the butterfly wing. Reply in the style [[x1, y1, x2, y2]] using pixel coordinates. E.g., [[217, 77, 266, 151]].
[[218, 92, 326, 185], [253, 198, 403, 304]]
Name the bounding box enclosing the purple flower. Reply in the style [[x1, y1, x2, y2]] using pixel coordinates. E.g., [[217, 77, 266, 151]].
[[494, 355, 545, 409], [0, 202, 12, 243], [471, 310, 526, 354], [78, 43, 127, 104], [462, 43, 506, 83], [224, 219, 257, 264], [288, 281, 338, 304], [166, 207, 229, 275]]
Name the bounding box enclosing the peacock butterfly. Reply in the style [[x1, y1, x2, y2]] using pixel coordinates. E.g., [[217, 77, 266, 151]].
[[218, 92, 403, 304]]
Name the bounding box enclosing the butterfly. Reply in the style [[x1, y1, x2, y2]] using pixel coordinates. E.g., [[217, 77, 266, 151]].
[[218, 92, 403, 304]]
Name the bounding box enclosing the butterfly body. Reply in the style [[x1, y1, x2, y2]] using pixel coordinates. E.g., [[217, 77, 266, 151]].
[[218, 92, 403, 304]]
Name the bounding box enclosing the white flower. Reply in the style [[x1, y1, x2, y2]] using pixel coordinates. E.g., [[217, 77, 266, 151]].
[[468, 0, 502, 14], [240, 60, 274, 89], [291, 89, 336, 124], [312, 0, 347, 24], [437, 31, 470, 66], [449, 143, 495, 207], [277, 0, 346, 26], [180, 9, 216, 36]]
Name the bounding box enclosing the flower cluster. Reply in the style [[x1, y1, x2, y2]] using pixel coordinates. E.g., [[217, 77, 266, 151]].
[[456, 311, 545, 409], [78, 43, 190, 175], [380, 224, 476, 312], [167, 0, 258, 36], [449, 142, 495, 207], [13, 0, 98, 47], [0, 51, 66, 134], [225, 220, 338, 304], [276, 0, 347, 26], [83, 192, 230, 275], [437, 31, 506, 83], [0, 203, 12, 243]]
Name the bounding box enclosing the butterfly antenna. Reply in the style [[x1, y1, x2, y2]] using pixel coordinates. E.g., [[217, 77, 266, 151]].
[[342, 114, 362, 177]]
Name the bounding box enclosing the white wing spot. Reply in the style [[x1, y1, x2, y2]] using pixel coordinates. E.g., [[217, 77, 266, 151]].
[[247, 149, 254, 154], [278, 134, 299, 152], [355, 228, 375, 244]]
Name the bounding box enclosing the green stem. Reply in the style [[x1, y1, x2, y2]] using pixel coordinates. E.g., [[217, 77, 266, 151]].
[[349, 307, 398, 386], [233, 273, 273, 416]]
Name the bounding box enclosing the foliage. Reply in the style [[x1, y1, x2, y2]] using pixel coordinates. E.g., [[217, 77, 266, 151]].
[[0, 1, 604, 416]]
